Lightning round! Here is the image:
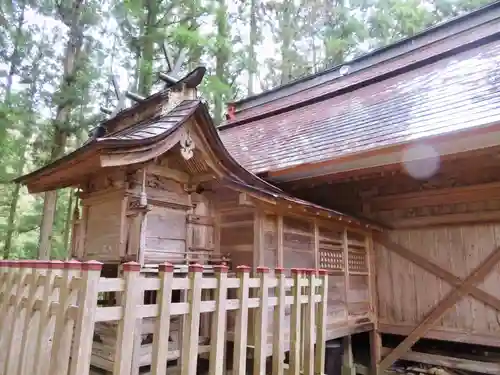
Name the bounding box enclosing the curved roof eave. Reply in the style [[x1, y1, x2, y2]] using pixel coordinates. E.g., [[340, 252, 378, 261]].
[[16, 99, 380, 231]]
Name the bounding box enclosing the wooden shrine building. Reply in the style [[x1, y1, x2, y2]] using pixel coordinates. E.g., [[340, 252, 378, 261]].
[[220, 1, 500, 374], [9, 2, 500, 375], [13, 68, 377, 374]]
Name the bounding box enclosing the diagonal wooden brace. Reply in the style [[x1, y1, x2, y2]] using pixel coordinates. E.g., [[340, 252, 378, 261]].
[[375, 235, 500, 312], [378, 244, 500, 372]]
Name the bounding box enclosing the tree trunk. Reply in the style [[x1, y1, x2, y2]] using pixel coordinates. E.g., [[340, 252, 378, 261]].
[[37, 0, 85, 259], [3, 44, 44, 259], [3, 182, 22, 259], [3, 0, 26, 103], [38, 136, 67, 259], [137, 0, 157, 96], [214, 0, 229, 125], [280, 0, 294, 84], [0, 0, 26, 156], [62, 189, 74, 257], [247, 0, 258, 95]]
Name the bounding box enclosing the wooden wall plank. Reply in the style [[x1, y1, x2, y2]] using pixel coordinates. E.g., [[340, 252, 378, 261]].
[[378, 244, 500, 371]]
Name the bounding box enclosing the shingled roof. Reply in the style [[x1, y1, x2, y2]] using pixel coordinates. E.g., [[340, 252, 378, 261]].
[[220, 37, 500, 175], [16, 98, 379, 230]]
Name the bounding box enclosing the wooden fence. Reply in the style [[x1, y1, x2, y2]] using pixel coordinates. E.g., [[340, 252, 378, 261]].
[[0, 260, 328, 375]]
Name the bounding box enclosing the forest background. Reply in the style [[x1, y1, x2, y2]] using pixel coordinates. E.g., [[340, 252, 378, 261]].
[[0, 0, 492, 259]]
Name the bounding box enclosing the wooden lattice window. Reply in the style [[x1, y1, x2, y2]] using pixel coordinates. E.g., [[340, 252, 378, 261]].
[[348, 250, 368, 273], [319, 249, 344, 271]]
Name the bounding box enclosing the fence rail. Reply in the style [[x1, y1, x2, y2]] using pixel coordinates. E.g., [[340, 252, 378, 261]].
[[0, 260, 328, 375]]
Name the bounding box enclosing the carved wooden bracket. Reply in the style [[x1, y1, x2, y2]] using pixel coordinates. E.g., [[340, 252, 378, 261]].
[[179, 129, 195, 160]]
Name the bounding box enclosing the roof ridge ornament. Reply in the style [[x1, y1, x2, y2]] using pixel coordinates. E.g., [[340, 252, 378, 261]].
[[160, 67, 207, 117]]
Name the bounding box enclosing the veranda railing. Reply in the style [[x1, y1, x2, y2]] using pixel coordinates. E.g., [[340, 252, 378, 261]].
[[0, 260, 328, 375]]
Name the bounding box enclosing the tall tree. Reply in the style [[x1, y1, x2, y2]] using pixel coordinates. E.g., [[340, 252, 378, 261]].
[[247, 0, 260, 95], [212, 0, 231, 124], [3, 42, 46, 259], [38, 0, 100, 259], [0, 0, 28, 175]]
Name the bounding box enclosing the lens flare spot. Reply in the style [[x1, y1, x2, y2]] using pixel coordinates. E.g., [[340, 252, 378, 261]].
[[401, 144, 440, 180]]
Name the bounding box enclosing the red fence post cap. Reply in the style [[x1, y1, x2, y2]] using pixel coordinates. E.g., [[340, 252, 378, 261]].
[[81, 260, 103, 271], [122, 262, 141, 272], [236, 265, 251, 273], [213, 264, 229, 273], [188, 263, 204, 273], [274, 267, 285, 274], [291, 268, 303, 274], [64, 260, 82, 270], [158, 262, 174, 272], [256, 266, 270, 274]]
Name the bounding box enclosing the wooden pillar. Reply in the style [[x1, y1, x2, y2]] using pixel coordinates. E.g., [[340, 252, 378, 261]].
[[341, 229, 355, 375], [342, 336, 356, 375], [342, 229, 350, 321], [313, 221, 319, 269], [366, 233, 381, 375], [253, 211, 265, 267], [277, 215, 284, 267]]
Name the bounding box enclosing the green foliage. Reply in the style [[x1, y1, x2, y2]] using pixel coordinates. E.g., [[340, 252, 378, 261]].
[[0, 0, 493, 259]]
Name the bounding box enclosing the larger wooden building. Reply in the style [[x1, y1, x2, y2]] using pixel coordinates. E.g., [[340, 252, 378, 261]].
[[220, 1, 500, 374]]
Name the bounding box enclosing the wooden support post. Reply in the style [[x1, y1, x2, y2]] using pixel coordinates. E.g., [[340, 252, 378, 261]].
[[378, 245, 500, 372], [209, 265, 229, 375], [342, 335, 356, 375], [342, 229, 350, 321], [3, 263, 30, 375], [366, 234, 381, 375], [303, 270, 316, 375], [251, 211, 265, 345], [254, 267, 270, 375], [289, 269, 303, 375], [313, 221, 319, 269], [0, 261, 8, 304], [113, 262, 141, 375], [0, 261, 18, 368], [34, 261, 64, 375], [232, 265, 251, 375], [69, 261, 102, 375], [254, 211, 265, 267], [181, 264, 203, 375], [18, 262, 45, 375], [272, 268, 286, 375], [49, 260, 82, 375], [77, 205, 89, 259], [151, 263, 174, 375], [138, 211, 148, 266], [277, 216, 284, 267], [315, 270, 328, 375]]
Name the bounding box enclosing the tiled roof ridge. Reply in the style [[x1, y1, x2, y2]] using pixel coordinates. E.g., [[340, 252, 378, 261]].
[[219, 38, 500, 175], [221, 3, 500, 130]]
